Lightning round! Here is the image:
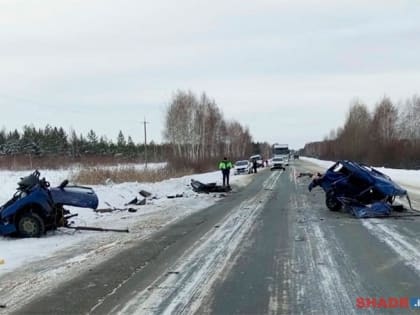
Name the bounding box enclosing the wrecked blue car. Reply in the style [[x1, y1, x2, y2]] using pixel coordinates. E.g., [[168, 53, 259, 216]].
[[0, 170, 98, 237], [308, 160, 411, 218]]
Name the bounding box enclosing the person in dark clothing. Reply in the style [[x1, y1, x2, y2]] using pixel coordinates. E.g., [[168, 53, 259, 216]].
[[252, 159, 258, 173], [218, 157, 233, 187]]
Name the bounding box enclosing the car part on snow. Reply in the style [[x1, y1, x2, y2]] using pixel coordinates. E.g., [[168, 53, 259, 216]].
[[97, 201, 139, 213], [0, 170, 99, 237], [65, 226, 129, 233], [17, 212, 45, 237], [308, 160, 412, 218], [167, 194, 184, 198], [139, 190, 152, 198], [190, 179, 231, 193], [325, 191, 341, 212], [94, 207, 134, 213], [125, 197, 146, 206]]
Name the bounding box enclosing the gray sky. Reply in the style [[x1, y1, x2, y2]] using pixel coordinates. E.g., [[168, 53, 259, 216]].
[[1, 0, 419, 149]]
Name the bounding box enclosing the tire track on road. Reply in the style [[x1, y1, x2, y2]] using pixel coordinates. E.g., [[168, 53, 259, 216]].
[[104, 171, 283, 315], [290, 165, 366, 314]]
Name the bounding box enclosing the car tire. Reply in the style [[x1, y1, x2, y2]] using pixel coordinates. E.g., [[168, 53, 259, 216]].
[[325, 192, 341, 211], [17, 212, 45, 237]]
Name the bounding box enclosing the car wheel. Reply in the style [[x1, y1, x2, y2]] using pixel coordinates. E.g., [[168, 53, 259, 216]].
[[17, 212, 45, 237], [325, 192, 341, 211]]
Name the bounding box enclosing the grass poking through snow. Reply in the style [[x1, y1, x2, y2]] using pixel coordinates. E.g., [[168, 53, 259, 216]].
[[70, 166, 194, 185]]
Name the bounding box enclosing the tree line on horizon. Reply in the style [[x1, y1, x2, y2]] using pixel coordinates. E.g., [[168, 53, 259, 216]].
[[0, 124, 170, 169], [0, 125, 163, 157], [302, 94, 420, 169], [0, 90, 269, 170]]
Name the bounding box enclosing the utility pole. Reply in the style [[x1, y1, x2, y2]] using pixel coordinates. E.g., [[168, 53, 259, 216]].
[[142, 117, 149, 168]]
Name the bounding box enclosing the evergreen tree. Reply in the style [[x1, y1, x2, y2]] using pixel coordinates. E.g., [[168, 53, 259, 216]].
[[127, 136, 136, 157], [117, 130, 126, 153]]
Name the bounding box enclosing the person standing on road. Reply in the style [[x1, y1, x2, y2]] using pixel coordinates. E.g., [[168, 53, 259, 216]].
[[219, 157, 233, 188], [252, 159, 258, 173]]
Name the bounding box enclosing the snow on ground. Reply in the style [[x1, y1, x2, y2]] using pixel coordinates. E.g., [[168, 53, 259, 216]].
[[0, 164, 252, 278], [2, 158, 420, 312], [2, 157, 420, 277]]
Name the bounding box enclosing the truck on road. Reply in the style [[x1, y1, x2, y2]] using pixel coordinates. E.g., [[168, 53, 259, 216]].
[[271, 143, 290, 170], [272, 143, 289, 158]]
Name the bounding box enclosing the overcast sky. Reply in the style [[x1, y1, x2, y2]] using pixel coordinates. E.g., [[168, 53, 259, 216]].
[[1, 0, 419, 149]]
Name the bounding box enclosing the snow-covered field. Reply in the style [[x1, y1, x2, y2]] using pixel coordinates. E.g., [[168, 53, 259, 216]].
[[0, 165, 252, 277]]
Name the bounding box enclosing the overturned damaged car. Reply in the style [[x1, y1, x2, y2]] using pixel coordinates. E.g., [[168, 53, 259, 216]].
[[308, 160, 412, 218], [0, 170, 98, 237]]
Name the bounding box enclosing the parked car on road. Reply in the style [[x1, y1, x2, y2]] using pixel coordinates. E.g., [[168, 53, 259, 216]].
[[234, 160, 252, 175], [271, 157, 286, 170]]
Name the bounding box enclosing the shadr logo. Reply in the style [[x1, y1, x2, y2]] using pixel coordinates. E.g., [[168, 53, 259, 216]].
[[356, 297, 409, 309]]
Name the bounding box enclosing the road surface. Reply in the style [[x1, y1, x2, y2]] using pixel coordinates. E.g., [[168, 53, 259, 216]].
[[13, 160, 420, 314]]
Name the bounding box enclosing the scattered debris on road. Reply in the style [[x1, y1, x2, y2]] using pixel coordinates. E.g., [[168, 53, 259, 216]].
[[167, 271, 180, 275], [297, 172, 316, 178]]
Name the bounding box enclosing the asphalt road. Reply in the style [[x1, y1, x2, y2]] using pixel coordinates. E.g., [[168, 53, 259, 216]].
[[13, 160, 420, 314]]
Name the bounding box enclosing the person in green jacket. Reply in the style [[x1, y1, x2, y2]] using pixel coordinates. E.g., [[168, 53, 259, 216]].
[[219, 157, 233, 188]]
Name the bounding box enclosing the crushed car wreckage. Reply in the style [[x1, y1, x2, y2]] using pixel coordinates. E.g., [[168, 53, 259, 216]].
[[0, 170, 99, 237], [308, 160, 413, 218]]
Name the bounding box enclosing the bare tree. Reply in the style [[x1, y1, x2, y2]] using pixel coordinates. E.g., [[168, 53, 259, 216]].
[[368, 97, 399, 165], [398, 95, 420, 139], [163, 90, 197, 164], [163, 90, 253, 170], [337, 100, 371, 161]]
